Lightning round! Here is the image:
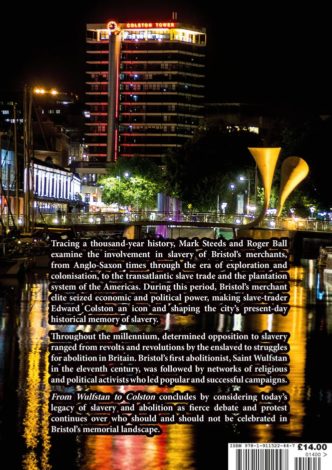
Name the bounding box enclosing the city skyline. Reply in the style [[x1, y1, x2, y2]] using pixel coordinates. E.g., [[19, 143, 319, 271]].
[[1, 1, 332, 106]]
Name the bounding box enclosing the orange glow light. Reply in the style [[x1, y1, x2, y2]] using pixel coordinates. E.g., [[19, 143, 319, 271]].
[[107, 20, 119, 32], [33, 87, 59, 96], [33, 88, 46, 94]]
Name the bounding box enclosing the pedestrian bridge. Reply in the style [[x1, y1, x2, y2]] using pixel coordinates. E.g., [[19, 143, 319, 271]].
[[33, 211, 332, 233], [14, 211, 331, 261]]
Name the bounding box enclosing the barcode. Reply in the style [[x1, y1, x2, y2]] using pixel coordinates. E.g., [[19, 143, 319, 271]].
[[235, 449, 289, 470], [295, 458, 321, 470], [229, 444, 332, 470]]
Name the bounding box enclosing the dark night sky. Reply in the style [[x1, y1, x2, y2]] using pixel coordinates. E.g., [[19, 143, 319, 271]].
[[1, 1, 331, 107]]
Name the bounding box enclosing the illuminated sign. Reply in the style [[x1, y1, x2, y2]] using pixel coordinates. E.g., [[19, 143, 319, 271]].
[[107, 20, 119, 32], [126, 22, 175, 29]]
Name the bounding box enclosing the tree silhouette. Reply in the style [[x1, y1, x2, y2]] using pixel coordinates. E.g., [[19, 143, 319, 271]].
[[164, 125, 261, 211]]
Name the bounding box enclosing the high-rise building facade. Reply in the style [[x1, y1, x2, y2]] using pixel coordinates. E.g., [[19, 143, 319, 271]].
[[85, 20, 206, 163]]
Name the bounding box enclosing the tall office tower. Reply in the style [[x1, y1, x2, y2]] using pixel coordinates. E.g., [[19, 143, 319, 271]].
[[85, 19, 206, 164]]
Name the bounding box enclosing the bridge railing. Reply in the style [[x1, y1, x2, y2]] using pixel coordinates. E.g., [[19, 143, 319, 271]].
[[31, 211, 332, 232], [270, 217, 332, 232], [34, 211, 253, 226]]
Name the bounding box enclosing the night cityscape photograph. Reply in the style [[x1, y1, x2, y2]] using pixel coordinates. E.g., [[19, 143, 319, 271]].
[[1, 1, 332, 469]]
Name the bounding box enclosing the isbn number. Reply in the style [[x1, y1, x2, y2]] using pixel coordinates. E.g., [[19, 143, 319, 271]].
[[229, 448, 322, 470]]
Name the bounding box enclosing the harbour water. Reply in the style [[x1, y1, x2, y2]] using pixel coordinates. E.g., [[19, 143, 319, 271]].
[[0, 261, 331, 469]]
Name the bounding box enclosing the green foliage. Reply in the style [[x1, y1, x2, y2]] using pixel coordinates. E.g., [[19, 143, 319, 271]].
[[255, 178, 318, 217], [164, 125, 261, 211], [279, 188, 319, 217], [105, 156, 164, 184], [100, 175, 159, 208], [255, 185, 278, 210], [99, 157, 164, 209], [163, 119, 322, 212]]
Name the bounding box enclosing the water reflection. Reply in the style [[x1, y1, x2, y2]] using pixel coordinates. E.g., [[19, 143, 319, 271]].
[[80, 383, 194, 470], [16, 278, 52, 469], [0, 260, 331, 469], [238, 265, 307, 441], [81, 424, 194, 470]]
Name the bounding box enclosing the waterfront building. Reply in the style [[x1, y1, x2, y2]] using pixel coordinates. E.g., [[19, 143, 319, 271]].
[[85, 19, 206, 165], [31, 158, 81, 214]]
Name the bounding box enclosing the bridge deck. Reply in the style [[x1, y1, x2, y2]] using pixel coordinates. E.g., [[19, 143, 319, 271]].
[[31, 212, 332, 233]]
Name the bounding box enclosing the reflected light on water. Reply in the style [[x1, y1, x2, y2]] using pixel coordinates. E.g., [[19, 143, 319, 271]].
[[166, 424, 194, 470], [232, 313, 244, 331], [23, 340, 41, 449], [2, 257, 329, 469], [82, 384, 194, 470], [83, 421, 194, 470], [18, 279, 52, 470], [41, 351, 52, 470], [240, 266, 307, 441], [284, 266, 307, 436]]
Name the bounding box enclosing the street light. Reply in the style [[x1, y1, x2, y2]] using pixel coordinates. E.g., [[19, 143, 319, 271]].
[[23, 85, 62, 232], [33, 87, 59, 95], [220, 202, 227, 214], [238, 175, 251, 214], [228, 184, 237, 214]]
